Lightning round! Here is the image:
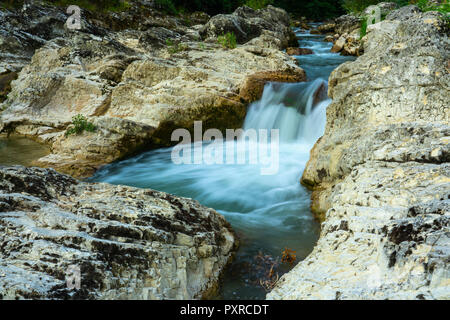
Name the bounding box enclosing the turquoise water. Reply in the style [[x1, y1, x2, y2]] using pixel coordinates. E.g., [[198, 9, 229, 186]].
[[90, 29, 355, 299]]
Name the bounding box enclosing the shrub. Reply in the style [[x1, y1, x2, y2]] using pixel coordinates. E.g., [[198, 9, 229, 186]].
[[166, 39, 188, 54], [244, 0, 273, 10], [154, 0, 178, 15], [65, 114, 96, 137], [413, 0, 450, 15], [217, 32, 237, 49]]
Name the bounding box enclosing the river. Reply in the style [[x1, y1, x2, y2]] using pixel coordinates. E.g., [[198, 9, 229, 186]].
[[88, 27, 355, 299]]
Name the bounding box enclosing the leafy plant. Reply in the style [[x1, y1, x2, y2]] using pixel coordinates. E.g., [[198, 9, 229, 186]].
[[65, 114, 96, 137], [217, 32, 237, 49]]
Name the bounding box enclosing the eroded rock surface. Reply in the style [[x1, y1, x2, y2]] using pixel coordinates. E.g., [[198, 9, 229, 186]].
[[324, 2, 399, 56], [0, 166, 236, 299], [268, 8, 450, 300], [0, 3, 304, 178], [199, 5, 298, 49]]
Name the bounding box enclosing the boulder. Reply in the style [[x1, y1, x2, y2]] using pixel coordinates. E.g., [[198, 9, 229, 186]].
[[0, 166, 237, 299], [239, 69, 307, 103], [200, 5, 298, 49], [333, 14, 361, 35], [268, 8, 450, 300], [286, 47, 314, 55], [364, 2, 398, 17], [330, 36, 346, 53], [317, 22, 336, 34]]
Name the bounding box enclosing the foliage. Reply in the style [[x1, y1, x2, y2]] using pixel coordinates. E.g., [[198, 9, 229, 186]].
[[360, 16, 368, 38], [217, 32, 237, 49], [413, 0, 450, 15], [342, 0, 383, 13], [65, 114, 96, 137], [155, 0, 178, 14], [166, 39, 188, 53], [244, 0, 273, 10]]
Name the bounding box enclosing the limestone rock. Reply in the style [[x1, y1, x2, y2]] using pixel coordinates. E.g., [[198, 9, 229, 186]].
[[0, 166, 236, 300], [199, 5, 297, 49], [0, 4, 305, 178], [239, 69, 307, 103], [269, 8, 450, 300], [286, 47, 314, 56], [364, 2, 398, 17]]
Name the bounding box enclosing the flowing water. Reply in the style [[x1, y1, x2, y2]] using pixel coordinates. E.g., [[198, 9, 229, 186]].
[[90, 28, 355, 299]]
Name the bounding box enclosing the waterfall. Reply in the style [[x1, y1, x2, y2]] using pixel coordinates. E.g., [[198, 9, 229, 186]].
[[243, 79, 330, 144], [90, 28, 356, 299]]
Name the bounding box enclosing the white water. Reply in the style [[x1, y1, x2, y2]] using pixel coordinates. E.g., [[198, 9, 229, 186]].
[[90, 29, 355, 299]]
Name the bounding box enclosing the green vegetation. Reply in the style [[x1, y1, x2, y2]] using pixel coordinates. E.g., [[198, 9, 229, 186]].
[[356, 0, 449, 39], [414, 0, 450, 15], [0, 0, 132, 12], [155, 0, 178, 14], [166, 39, 188, 54], [244, 0, 273, 10], [343, 0, 449, 15], [217, 32, 237, 49], [65, 114, 96, 137], [2, 0, 448, 23]]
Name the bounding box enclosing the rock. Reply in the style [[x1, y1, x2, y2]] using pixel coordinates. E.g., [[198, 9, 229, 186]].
[[0, 166, 237, 300], [324, 35, 334, 42], [199, 5, 297, 49], [310, 29, 320, 34], [364, 2, 398, 17], [330, 3, 399, 56], [330, 36, 346, 53], [0, 71, 17, 104], [317, 22, 336, 34], [0, 4, 305, 178], [239, 69, 307, 103], [268, 9, 450, 300], [385, 4, 421, 21], [334, 14, 361, 35], [286, 47, 314, 55]]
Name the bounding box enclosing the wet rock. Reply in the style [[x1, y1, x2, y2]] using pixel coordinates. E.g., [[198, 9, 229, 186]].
[[286, 47, 314, 56], [269, 8, 450, 300], [0, 166, 237, 300], [239, 69, 307, 103]]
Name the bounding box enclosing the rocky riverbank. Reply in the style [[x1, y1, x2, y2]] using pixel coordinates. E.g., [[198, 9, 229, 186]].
[[0, 1, 307, 300], [268, 6, 449, 299], [0, 2, 304, 178], [0, 166, 237, 299], [314, 2, 399, 56]]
